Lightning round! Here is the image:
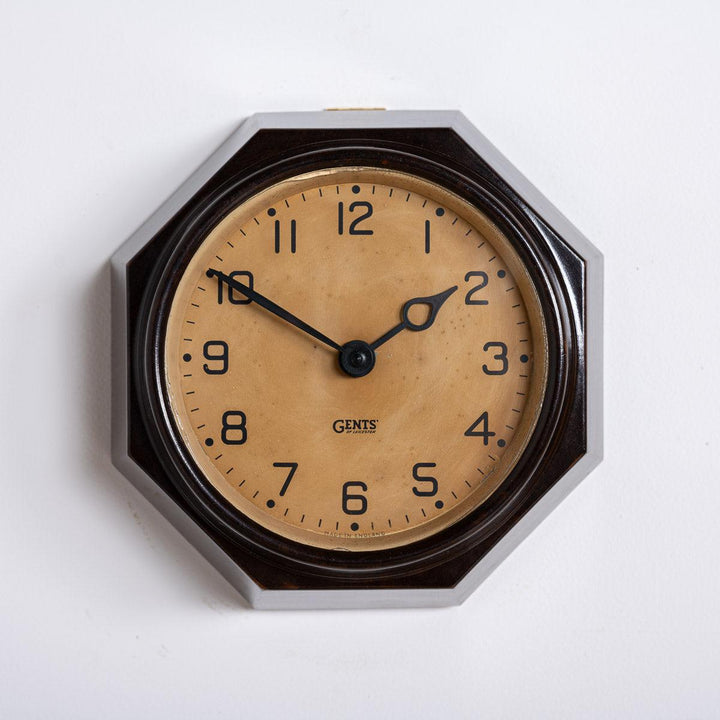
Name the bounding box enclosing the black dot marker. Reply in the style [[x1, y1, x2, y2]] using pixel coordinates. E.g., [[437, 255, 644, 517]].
[[498, 439, 506, 448], [182, 353, 192, 362], [350, 522, 359, 531], [267, 208, 276, 217], [520, 354, 529, 363], [266, 499, 276, 508], [497, 269, 506, 278], [435, 207, 445, 217], [351, 185, 361, 194], [204, 438, 214, 447], [435, 500, 444, 509]]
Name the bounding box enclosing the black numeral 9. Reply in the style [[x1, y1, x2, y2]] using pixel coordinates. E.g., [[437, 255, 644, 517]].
[[203, 340, 228, 375]]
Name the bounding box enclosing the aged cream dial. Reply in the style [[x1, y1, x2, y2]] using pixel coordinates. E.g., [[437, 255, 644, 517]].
[[164, 167, 547, 551]]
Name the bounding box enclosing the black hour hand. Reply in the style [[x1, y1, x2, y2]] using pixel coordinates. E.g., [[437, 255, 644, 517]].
[[370, 286, 458, 351]]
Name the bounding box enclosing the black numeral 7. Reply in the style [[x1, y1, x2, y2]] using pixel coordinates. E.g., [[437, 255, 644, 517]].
[[273, 462, 298, 496]]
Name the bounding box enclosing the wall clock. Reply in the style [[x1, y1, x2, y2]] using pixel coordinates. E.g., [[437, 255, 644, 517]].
[[111, 110, 602, 609]]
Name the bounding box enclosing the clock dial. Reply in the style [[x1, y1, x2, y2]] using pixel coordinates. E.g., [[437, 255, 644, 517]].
[[163, 167, 548, 551]]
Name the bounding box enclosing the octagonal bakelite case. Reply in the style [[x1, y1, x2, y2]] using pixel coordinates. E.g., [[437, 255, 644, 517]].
[[111, 111, 602, 609]]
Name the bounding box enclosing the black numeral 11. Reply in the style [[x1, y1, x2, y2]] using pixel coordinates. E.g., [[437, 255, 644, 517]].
[[275, 219, 297, 254]]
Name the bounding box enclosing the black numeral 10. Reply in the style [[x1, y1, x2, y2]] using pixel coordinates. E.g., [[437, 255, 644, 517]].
[[217, 270, 253, 304]]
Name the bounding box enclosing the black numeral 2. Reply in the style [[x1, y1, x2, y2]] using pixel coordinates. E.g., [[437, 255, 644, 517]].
[[464, 271, 489, 305]]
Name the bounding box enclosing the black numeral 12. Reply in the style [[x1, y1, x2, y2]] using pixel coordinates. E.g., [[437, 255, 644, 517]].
[[338, 202, 373, 235]]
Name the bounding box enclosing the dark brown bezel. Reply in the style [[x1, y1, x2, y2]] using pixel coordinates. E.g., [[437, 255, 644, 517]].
[[127, 129, 584, 592]]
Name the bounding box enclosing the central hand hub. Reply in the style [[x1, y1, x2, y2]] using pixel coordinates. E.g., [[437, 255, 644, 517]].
[[339, 340, 376, 378]]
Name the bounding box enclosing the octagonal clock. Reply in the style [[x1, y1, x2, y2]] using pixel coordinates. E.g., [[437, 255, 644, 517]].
[[111, 110, 602, 609]]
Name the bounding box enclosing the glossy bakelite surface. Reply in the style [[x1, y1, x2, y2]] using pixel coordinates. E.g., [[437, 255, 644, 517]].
[[164, 167, 548, 550]]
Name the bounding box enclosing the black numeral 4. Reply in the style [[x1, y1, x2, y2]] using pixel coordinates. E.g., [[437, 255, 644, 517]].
[[464, 412, 495, 445]]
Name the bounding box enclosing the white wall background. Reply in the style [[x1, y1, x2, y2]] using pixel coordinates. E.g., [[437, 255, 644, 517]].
[[2, 1, 719, 717]]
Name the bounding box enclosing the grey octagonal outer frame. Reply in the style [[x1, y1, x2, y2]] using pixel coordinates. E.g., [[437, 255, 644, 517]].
[[111, 110, 603, 610]]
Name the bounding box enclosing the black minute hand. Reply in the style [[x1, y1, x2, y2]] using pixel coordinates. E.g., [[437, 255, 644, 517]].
[[370, 286, 458, 351], [206, 269, 342, 352]]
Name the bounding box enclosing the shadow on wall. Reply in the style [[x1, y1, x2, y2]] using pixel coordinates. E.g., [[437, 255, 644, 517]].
[[80, 255, 243, 609]]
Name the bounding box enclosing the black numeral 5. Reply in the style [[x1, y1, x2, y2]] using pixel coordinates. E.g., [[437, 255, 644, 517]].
[[412, 463, 438, 497]]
